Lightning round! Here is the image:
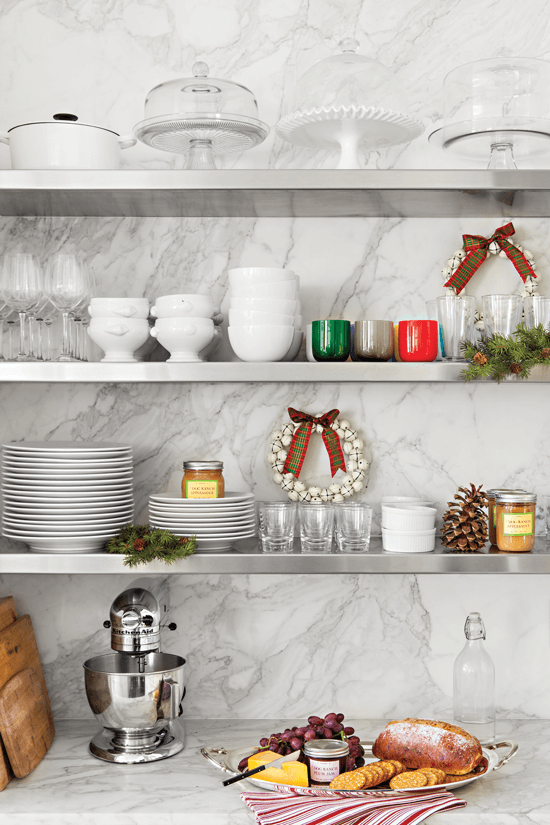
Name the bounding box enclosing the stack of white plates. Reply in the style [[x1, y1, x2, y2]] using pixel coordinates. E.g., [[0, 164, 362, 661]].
[[1, 441, 134, 554], [148, 491, 255, 552]]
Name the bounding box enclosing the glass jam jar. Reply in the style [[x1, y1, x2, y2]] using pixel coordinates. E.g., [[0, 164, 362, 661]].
[[302, 738, 349, 786], [182, 461, 225, 499], [486, 489, 526, 546], [495, 492, 537, 552]]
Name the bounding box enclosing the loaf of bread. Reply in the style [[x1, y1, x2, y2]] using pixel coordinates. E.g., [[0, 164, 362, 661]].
[[372, 719, 483, 775]]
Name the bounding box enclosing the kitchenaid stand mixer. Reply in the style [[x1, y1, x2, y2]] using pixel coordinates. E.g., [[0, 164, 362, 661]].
[[83, 578, 186, 763]]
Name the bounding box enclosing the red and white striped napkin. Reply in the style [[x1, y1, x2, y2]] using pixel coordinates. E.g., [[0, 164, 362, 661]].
[[241, 788, 467, 825]]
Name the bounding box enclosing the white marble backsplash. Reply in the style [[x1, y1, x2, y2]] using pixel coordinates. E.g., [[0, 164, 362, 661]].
[[1, 0, 550, 723]]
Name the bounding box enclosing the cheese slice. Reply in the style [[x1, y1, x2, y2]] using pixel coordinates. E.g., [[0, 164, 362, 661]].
[[247, 750, 281, 771], [260, 761, 308, 787]]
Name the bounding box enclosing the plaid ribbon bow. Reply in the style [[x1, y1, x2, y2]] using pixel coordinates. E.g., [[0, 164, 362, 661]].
[[282, 408, 346, 479], [444, 222, 537, 294]]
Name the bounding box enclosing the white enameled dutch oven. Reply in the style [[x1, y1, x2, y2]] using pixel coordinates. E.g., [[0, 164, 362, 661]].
[[0, 113, 136, 169]]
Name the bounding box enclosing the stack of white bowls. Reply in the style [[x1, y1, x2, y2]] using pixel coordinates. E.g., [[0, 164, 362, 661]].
[[381, 502, 437, 553], [1, 441, 134, 553], [227, 268, 302, 362], [148, 491, 255, 552], [150, 294, 222, 362], [88, 298, 152, 362]]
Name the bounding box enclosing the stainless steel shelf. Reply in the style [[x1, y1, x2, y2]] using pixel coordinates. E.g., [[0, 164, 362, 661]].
[[2, 537, 550, 574], [0, 361, 549, 383], [1, 169, 550, 218]]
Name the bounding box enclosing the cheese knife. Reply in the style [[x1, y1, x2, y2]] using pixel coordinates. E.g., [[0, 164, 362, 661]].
[[222, 749, 301, 786]]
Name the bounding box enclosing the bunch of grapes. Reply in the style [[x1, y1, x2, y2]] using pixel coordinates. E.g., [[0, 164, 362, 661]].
[[238, 712, 364, 772]]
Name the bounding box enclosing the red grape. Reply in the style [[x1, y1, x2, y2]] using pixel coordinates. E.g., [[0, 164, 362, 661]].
[[308, 716, 323, 726]]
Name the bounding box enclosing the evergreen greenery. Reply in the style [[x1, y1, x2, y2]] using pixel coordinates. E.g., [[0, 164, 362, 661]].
[[461, 323, 550, 383], [106, 524, 197, 567]]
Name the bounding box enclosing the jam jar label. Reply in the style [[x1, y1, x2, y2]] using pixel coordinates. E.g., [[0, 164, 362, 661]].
[[185, 480, 219, 499], [309, 758, 341, 783], [502, 513, 534, 536]]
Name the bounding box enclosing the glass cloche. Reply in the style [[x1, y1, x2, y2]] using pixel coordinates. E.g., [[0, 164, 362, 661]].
[[134, 62, 269, 169], [276, 38, 423, 168], [429, 57, 550, 169]]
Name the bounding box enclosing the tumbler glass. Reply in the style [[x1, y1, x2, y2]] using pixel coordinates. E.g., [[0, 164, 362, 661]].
[[524, 295, 550, 330], [436, 295, 476, 361], [334, 502, 372, 552], [258, 501, 297, 553], [353, 320, 393, 361], [482, 294, 522, 337], [299, 503, 334, 553]]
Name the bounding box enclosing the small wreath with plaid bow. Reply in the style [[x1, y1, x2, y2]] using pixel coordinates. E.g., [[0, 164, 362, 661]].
[[441, 222, 539, 330], [267, 407, 369, 502]]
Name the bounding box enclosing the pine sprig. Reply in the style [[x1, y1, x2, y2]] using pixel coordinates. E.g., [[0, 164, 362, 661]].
[[106, 524, 197, 567], [461, 323, 550, 383]]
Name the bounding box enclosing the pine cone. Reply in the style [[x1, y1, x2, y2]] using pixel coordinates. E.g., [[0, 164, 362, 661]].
[[541, 348, 550, 360], [441, 482, 488, 553], [510, 362, 522, 374], [473, 352, 488, 366]]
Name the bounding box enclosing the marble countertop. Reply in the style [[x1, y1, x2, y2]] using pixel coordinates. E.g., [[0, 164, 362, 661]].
[[0, 718, 544, 824]]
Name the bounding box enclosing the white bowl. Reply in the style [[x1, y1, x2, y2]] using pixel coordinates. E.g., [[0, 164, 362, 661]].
[[150, 317, 216, 362], [281, 329, 303, 362], [228, 308, 294, 327], [294, 314, 302, 330], [306, 323, 315, 363], [150, 293, 215, 319], [231, 281, 298, 300], [88, 297, 150, 319], [381, 505, 437, 531], [228, 324, 294, 362], [87, 317, 151, 362], [382, 496, 434, 507], [230, 296, 297, 315], [228, 268, 297, 288], [381, 526, 436, 553]]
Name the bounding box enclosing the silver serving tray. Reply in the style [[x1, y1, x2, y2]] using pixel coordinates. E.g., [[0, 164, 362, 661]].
[[202, 740, 518, 795]]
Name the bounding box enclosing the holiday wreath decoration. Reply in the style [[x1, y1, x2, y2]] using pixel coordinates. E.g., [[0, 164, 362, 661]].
[[267, 407, 369, 502], [440, 222, 538, 329]]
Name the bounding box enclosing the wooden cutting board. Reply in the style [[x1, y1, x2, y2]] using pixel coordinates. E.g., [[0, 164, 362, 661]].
[[0, 667, 55, 778], [0, 614, 50, 705], [0, 598, 17, 790]]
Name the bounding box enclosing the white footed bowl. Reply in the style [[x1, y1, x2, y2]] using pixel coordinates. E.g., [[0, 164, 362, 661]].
[[229, 308, 294, 327], [88, 297, 150, 319], [231, 280, 298, 300], [281, 329, 303, 362], [228, 267, 296, 289], [230, 296, 297, 316], [294, 314, 302, 330], [228, 324, 294, 362], [87, 317, 151, 362], [151, 294, 215, 319], [151, 316, 216, 362]]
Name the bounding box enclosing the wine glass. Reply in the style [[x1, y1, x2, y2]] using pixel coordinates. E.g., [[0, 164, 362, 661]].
[[34, 297, 58, 361], [45, 253, 89, 362], [0, 253, 44, 362]]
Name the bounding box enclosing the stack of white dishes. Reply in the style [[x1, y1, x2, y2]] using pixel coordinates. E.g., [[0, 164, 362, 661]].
[[1, 441, 134, 554], [227, 268, 303, 362], [150, 293, 222, 362], [148, 491, 255, 552], [381, 503, 437, 553]]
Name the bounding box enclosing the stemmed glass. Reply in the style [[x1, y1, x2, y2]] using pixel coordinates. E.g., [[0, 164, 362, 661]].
[[34, 297, 58, 361], [45, 253, 89, 362], [1, 253, 44, 362]]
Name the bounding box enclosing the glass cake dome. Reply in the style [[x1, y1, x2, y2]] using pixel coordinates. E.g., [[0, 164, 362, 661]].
[[134, 62, 269, 169], [276, 39, 423, 169]]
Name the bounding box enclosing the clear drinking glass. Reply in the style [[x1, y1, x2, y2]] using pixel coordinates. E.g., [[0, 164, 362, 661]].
[[482, 294, 522, 337], [45, 253, 89, 362], [436, 295, 476, 360], [258, 501, 297, 553], [299, 502, 334, 553], [524, 295, 550, 330], [1, 253, 44, 362], [334, 502, 372, 552], [544, 494, 550, 542]]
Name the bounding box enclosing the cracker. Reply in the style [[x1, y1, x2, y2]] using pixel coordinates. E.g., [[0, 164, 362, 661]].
[[356, 764, 385, 787], [371, 761, 396, 781], [418, 767, 446, 785], [389, 771, 429, 790], [387, 760, 406, 775], [329, 771, 367, 791], [416, 769, 437, 785]]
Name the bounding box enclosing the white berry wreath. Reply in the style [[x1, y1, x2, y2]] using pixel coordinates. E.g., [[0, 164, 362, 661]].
[[266, 411, 369, 502]]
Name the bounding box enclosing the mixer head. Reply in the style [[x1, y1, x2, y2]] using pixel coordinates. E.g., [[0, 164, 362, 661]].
[[109, 584, 162, 654]]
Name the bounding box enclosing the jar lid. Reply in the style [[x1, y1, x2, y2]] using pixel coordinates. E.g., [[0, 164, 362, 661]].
[[303, 739, 349, 758], [183, 460, 223, 470], [486, 488, 526, 497], [495, 492, 537, 503]]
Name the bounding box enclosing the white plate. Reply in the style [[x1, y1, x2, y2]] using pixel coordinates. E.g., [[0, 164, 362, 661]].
[[2, 470, 133, 480], [3, 526, 123, 538], [150, 492, 254, 505], [2, 492, 134, 502], [148, 518, 255, 528], [207, 744, 503, 795], [3, 503, 133, 515], [161, 528, 256, 540], [3, 441, 131, 452], [1, 535, 109, 553], [149, 507, 255, 518], [2, 482, 133, 492], [2, 521, 131, 533], [2, 457, 133, 468], [149, 524, 255, 536]]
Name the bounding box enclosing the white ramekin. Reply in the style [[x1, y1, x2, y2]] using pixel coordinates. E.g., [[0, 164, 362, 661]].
[[381, 504, 437, 531], [381, 496, 434, 507], [381, 526, 436, 553]]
